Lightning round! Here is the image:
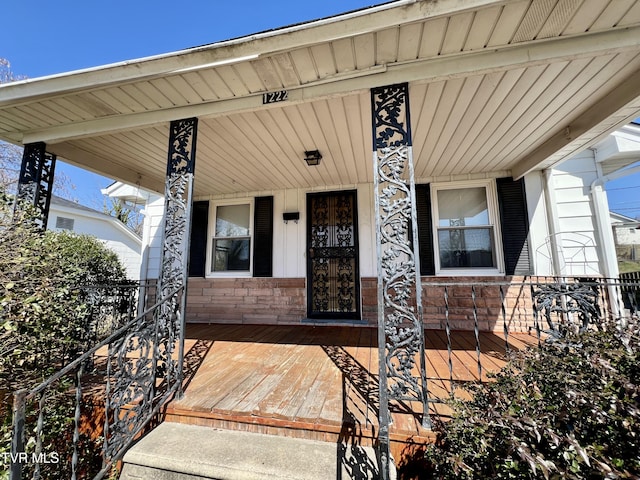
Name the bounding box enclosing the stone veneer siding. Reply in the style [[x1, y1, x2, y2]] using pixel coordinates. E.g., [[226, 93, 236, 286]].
[[186, 276, 542, 333], [186, 278, 307, 325]]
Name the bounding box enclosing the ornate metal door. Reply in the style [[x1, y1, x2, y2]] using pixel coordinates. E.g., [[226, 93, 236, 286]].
[[307, 190, 360, 319]]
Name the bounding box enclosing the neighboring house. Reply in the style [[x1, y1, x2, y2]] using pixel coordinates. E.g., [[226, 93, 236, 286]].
[[611, 211, 640, 246], [3, 1, 640, 476], [48, 195, 142, 279]]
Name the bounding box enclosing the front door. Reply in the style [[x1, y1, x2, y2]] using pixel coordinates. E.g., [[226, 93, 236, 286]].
[[307, 190, 360, 319]]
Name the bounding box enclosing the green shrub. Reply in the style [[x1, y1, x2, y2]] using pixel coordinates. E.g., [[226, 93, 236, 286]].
[[420, 317, 640, 479], [0, 195, 129, 479], [1, 197, 128, 386]]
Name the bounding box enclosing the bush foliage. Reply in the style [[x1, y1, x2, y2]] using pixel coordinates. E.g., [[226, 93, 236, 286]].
[[421, 316, 640, 479], [0, 196, 128, 386], [0, 195, 129, 479]]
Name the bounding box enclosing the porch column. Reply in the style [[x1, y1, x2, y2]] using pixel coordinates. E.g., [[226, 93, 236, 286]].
[[371, 83, 430, 479], [157, 117, 198, 397], [13, 141, 56, 229]]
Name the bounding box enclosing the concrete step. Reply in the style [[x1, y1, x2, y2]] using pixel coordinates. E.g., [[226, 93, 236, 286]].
[[120, 422, 396, 480]]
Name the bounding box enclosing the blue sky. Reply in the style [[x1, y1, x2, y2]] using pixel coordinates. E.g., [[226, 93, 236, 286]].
[[2, 0, 639, 218], [2, 0, 386, 208]]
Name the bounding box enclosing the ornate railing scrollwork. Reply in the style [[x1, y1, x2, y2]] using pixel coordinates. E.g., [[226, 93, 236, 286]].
[[371, 83, 429, 480], [531, 280, 601, 338]]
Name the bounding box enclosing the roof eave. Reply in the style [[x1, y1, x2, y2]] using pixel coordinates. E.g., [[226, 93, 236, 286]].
[[0, 0, 502, 106]]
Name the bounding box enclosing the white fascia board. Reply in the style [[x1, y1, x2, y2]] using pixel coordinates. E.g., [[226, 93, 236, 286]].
[[0, 0, 500, 105], [101, 181, 157, 203], [592, 125, 640, 169], [21, 24, 640, 146]]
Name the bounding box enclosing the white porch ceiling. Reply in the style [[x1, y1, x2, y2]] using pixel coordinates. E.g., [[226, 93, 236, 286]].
[[1, 0, 640, 197]]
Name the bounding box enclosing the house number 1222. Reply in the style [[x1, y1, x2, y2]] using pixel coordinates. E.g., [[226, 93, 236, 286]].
[[262, 90, 289, 104]]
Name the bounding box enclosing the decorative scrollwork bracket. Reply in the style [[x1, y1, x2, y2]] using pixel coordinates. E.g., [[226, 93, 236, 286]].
[[371, 83, 430, 480], [14, 142, 56, 229]]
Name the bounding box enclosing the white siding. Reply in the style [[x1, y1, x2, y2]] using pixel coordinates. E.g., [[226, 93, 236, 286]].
[[525, 171, 554, 276], [548, 150, 603, 276], [139, 195, 165, 281], [188, 183, 378, 279]]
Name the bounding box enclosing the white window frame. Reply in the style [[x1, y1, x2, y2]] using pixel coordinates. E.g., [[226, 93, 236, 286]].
[[430, 179, 504, 276], [206, 199, 254, 277]]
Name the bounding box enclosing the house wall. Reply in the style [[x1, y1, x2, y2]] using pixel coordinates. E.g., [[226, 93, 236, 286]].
[[613, 224, 640, 245], [49, 208, 142, 279], [176, 168, 611, 330], [526, 151, 604, 277], [185, 178, 543, 331], [195, 182, 378, 278], [139, 194, 165, 281]]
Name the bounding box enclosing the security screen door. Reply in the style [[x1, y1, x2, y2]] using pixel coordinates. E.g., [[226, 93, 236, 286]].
[[306, 190, 360, 319]]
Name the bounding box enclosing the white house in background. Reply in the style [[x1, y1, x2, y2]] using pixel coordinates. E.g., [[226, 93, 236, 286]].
[[48, 195, 142, 279], [611, 211, 640, 247]]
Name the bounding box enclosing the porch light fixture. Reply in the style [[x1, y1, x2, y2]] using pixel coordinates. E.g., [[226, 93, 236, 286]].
[[304, 150, 322, 166]]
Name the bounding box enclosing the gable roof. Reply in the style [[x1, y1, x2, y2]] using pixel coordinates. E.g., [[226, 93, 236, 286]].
[[49, 195, 141, 243], [1, 0, 640, 196]]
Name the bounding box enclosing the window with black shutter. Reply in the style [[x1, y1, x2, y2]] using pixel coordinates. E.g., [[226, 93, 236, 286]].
[[415, 178, 531, 276], [496, 177, 532, 275], [253, 196, 274, 277], [188, 201, 209, 277]]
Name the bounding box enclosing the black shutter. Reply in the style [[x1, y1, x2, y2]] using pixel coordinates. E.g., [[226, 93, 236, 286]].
[[415, 184, 435, 275], [253, 196, 274, 277], [188, 201, 209, 277], [496, 177, 531, 275]]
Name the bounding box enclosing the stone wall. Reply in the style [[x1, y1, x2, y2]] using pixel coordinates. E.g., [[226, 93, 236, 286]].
[[186, 278, 306, 324], [185, 276, 545, 333]]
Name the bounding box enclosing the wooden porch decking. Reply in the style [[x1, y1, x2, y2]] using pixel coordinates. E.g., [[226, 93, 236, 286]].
[[165, 324, 539, 454]]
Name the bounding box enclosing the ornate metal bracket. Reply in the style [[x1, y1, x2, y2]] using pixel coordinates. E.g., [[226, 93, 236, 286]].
[[371, 83, 429, 480], [158, 117, 198, 395], [531, 280, 600, 338], [14, 142, 56, 229]]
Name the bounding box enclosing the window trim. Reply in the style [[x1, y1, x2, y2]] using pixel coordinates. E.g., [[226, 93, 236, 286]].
[[206, 198, 254, 277], [430, 179, 504, 276]]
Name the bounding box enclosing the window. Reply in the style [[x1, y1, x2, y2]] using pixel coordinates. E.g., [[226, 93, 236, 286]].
[[210, 203, 251, 273], [432, 181, 503, 274], [55, 216, 74, 230]]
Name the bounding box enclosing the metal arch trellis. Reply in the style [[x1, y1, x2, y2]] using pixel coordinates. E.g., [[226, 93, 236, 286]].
[[14, 141, 57, 229], [371, 83, 430, 480]]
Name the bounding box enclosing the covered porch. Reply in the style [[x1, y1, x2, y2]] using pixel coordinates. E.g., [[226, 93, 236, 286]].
[[3, 0, 640, 478], [166, 323, 539, 460]]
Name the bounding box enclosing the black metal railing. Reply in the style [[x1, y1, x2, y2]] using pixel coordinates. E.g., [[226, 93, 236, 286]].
[[620, 271, 640, 313], [419, 276, 639, 407], [8, 285, 182, 480], [81, 282, 146, 348]]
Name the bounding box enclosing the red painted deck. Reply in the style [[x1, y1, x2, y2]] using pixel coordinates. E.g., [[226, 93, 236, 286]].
[[165, 324, 538, 454]]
